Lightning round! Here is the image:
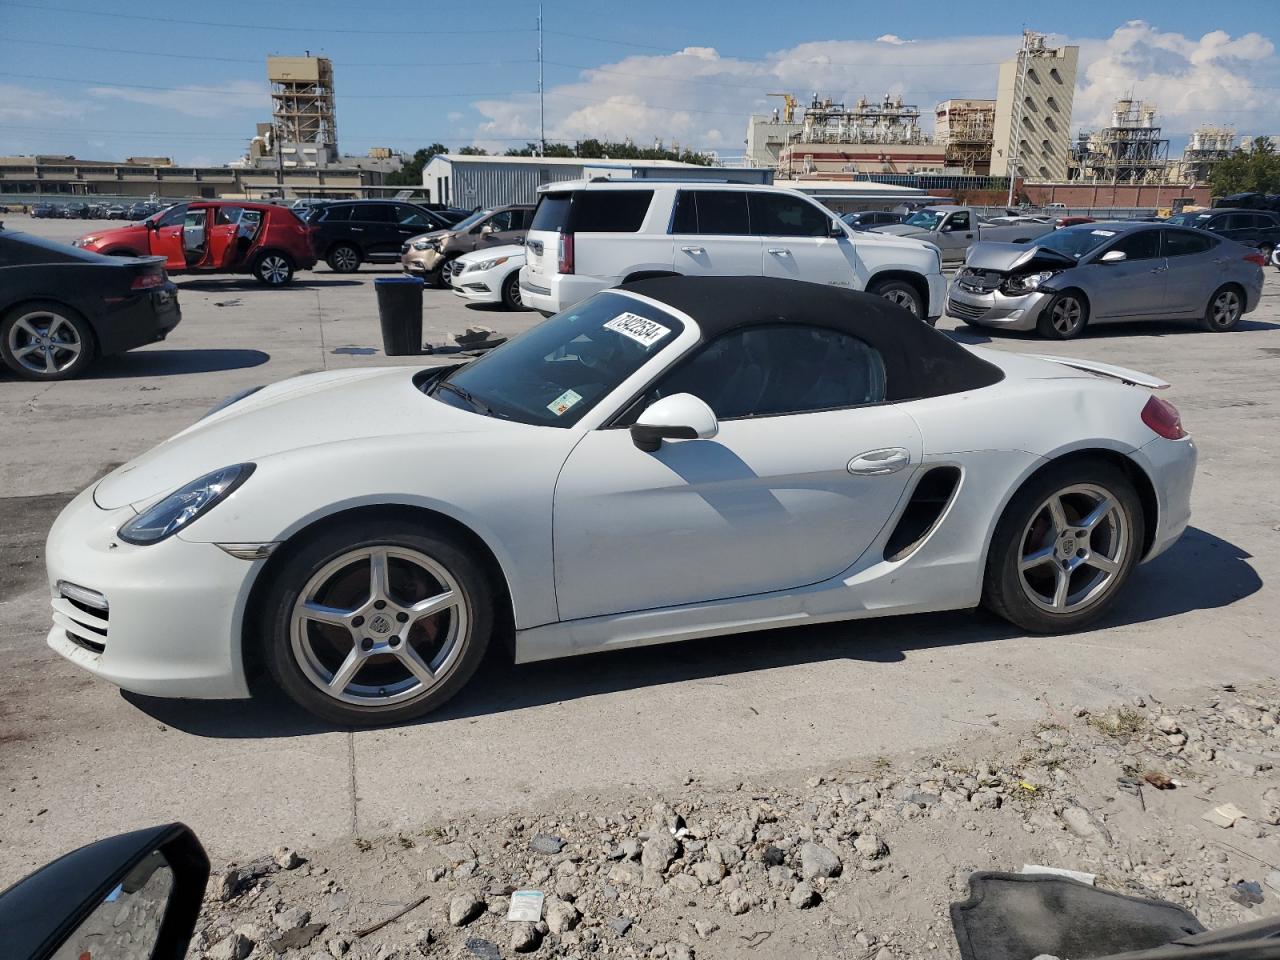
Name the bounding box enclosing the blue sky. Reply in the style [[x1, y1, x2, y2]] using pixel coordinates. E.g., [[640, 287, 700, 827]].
[[1, 0, 1277, 165]]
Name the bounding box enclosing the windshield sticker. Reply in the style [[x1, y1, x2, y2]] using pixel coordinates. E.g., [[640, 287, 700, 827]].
[[1090, 230, 1116, 237], [603, 312, 670, 348], [547, 388, 583, 417]]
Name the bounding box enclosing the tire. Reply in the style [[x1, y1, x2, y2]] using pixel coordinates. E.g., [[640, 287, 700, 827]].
[[1270, 245, 1280, 269], [1036, 290, 1088, 339], [1200, 284, 1244, 332], [982, 457, 1144, 634], [500, 270, 523, 310], [262, 517, 494, 725], [326, 244, 361, 273], [1, 301, 96, 381], [439, 257, 461, 287], [254, 252, 295, 286], [867, 278, 924, 319]]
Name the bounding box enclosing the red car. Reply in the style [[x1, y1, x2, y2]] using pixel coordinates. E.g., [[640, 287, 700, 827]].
[[1054, 215, 1095, 229], [74, 201, 316, 286]]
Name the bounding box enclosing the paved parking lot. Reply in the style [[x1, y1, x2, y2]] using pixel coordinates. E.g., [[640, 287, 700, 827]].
[[2, 213, 1278, 883]]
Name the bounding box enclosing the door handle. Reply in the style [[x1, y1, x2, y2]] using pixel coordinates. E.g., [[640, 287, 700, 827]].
[[848, 448, 911, 476], [767, 247, 791, 256], [680, 245, 705, 254], [965, 233, 974, 239], [350, 227, 364, 232]]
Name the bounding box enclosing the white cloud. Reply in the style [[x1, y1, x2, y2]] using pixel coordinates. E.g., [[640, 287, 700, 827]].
[[468, 21, 1280, 155], [86, 80, 268, 119], [0, 85, 87, 123]]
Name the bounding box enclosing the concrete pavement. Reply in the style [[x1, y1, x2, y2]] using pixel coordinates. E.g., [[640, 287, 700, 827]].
[[2, 214, 1277, 884]]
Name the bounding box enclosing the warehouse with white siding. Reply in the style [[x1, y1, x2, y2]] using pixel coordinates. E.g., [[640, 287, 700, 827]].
[[422, 154, 770, 209]]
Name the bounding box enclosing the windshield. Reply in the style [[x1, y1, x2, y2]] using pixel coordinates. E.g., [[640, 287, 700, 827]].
[[431, 292, 684, 427], [1165, 212, 1210, 227], [903, 210, 945, 229], [1028, 226, 1119, 260], [451, 209, 492, 232]]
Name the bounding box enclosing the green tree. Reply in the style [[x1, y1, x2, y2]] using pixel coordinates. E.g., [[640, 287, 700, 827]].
[[501, 139, 712, 165], [1209, 135, 1280, 196], [384, 142, 447, 187], [457, 145, 489, 156]]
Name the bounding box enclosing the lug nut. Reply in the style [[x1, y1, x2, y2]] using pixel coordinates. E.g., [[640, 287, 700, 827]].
[[352, 616, 365, 628], [361, 638, 374, 651], [389, 636, 401, 648], [374, 600, 387, 610], [396, 612, 409, 623]]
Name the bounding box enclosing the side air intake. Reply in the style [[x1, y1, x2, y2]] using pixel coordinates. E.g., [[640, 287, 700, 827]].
[[883, 466, 961, 562]]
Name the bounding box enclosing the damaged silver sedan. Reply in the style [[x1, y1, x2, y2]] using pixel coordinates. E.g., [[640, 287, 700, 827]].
[[946, 221, 1266, 339]]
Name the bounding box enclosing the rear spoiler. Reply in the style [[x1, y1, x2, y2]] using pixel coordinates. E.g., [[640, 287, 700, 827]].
[[1032, 355, 1169, 390]]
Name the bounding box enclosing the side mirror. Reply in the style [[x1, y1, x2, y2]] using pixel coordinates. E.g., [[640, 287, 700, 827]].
[[939, 224, 953, 232], [829, 218, 846, 238], [630, 393, 719, 452], [479, 222, 496, 235], [1099, 249, 1128, 263], [0, 823, 209, 960]]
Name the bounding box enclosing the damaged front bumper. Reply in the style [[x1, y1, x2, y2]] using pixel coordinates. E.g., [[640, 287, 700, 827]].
[[945, 279, 1054, 332]]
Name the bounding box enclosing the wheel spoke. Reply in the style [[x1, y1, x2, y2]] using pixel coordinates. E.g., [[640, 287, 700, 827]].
[[1046, 496, 1068, 536], [409, 589, 456, 620], [43, 350, 55, 373], [301, 600, 354, 627], [1051, 565, 1071, 609], [14, 318, 41, 339], [396, 644, 436, 686], [1079, 497, 1114, 531], [328, 648, 364, 692], [1020, 546, 1056, 572], [46, 316, 67, 339], [13, 344, 40, 358], [369, 549, 391, 600], [1085, 553, 1120, 575]]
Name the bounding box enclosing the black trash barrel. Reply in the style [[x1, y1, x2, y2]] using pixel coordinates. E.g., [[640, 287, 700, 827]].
[[374, 276, 425, 356]]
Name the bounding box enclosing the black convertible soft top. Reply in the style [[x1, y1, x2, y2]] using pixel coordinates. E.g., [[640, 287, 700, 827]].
[[618, 275, 1003, 401]]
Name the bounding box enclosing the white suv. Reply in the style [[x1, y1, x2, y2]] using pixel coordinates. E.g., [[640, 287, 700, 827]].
[[519, 180, 946, 322]]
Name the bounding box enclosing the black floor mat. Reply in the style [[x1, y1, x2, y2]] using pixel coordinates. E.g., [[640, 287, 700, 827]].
[[951, 872, 1205, 960]]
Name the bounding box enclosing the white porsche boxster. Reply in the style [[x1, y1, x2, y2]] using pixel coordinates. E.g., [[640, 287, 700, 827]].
[[46, 277, 1196, 725]]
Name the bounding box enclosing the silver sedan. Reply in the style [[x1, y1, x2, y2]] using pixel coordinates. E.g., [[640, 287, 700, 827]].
[[946, 222, 1266, 339]]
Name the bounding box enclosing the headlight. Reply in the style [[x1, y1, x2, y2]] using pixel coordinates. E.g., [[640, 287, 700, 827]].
[[412, 240, 432, 251], [202, 385, 264, 421], [1001, 270, 1058, 294], [117, 464, 255, 545], [470, 256, 509, 272], [76, 237, 97, 247]]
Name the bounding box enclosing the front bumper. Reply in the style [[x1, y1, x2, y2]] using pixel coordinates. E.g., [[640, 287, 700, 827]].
[[45, 486, 256, 699], [925, 271, 946, 322], [401, 246, 445, 274], [945, 280, 1053, 331]]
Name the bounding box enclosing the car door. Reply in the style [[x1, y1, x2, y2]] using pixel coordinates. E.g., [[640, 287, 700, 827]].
[[203, 206, 242, 269], [1083, 228, 1166, 319], [553, 324, 922, 621], [750, 192, 853, 285], [149, 203, 190, 268], [670, 190, 762, 276], [1161, 228, 1221, 316], [935, 210, 974, 260], [478, 208, 519, 247], [351, 203, 397, 259]]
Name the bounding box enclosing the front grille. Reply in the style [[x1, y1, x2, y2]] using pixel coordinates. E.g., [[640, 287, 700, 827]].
[[946, 297, 989, 321], [52, 581, 109, 654], [956, 268, 1003, 294]]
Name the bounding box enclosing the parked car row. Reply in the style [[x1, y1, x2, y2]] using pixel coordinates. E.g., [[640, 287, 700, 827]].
[[30, 200, 164, 220]]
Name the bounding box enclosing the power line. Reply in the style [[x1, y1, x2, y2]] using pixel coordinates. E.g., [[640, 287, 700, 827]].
[[0, 1, 535, 35]]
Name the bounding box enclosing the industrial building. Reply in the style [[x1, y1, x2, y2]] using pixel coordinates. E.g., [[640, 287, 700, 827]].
[[1176, 126, 1236, 185], [772, 94, 949, 176], [420, 154, 770, 209], [244, 55, 340, 169], [934, 100, 996, 175], [1069, 99, 1171, 185], [990, 31, 1079, 181]]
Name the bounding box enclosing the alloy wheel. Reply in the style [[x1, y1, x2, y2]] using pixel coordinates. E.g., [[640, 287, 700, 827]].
[[881, 288, 920, 317], [1017, 483, 1130, 615], [1210, 289, 1242, 329], [289, 546, 468, 707], [441, 259, 457, 285], [7, 310, 83, 376], [259, 255, 291, 285], [331, 246, 359, 272], [1049, 297, 1083, 336]]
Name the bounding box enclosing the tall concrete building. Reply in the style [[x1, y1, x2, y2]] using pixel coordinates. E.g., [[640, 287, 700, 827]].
[[991, 32, 1078, 181], [263, 55, 339, 168]]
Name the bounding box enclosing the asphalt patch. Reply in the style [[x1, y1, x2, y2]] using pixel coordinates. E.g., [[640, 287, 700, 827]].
[[0, 493, 74, 601]]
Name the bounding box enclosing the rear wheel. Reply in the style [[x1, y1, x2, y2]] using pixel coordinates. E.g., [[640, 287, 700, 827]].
[[983, 458, 1143, 633], [254, 252, 294, 286], [1200, 285, 1243, 332], [1036, 291, 1088, 339], [263, 518, 494, 725], [500, 270, 523, 310], [0, 302, 96, 381], [326, 244, 361, 273], [867, 278, 924, 320]]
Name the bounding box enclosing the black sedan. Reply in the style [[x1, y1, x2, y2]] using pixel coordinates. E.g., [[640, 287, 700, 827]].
[[0, 227, 181, 380]]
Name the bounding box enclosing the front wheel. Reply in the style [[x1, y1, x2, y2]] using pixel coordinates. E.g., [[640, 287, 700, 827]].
[[263, 519, 494, 725], [982, 459, 1143, 633], [1201, 285, 1243, 332], [1, 302, 96, 381], [254, 252, 295, 286], [439, 256, 461, 287], [500, 270, 523, 310], [867, 279, 923, 319], [326, 244, 360, 273], [1036, 291, 1088, 339]]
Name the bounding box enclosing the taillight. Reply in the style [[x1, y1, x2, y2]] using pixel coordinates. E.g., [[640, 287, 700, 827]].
[[558, 232, 575, 274], [1244, 252, 1266, 267], [130, 271, 165, 291], [1141, 395, 1186, 440]]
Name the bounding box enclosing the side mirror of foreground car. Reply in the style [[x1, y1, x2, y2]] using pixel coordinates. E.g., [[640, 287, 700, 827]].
[[1099, 249, 1128, 264], [0, 823, 209, 960], [631, 393, 719, 452]]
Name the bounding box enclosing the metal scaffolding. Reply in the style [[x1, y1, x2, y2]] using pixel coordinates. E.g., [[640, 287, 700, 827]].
[[1179, 125, 1235, 185], [797, 94, 930, 145], [935, 100, 995, 174], [1069, 99, 1171, 185], [268, 56, 337, 155]]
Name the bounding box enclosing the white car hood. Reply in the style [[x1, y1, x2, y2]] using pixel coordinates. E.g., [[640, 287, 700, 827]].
[[455, 243, 526, 267], [94, 367, 510, 509]]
